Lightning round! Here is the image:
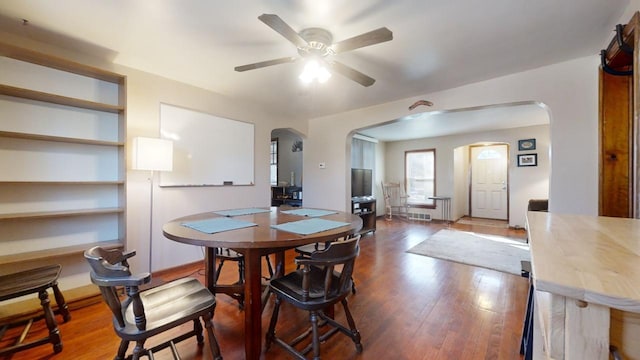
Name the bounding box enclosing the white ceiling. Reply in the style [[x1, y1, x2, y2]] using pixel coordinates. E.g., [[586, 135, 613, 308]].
[[0, 0, 629, 138]]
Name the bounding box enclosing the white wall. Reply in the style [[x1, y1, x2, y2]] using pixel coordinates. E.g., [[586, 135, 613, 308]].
[[374, 140, 386, 214], [304, 56, 596, 218], [621, 1, 640, 25], [124, 68, 299, 272], [453, 146, 469, 219], [384, 125, 550, 228]]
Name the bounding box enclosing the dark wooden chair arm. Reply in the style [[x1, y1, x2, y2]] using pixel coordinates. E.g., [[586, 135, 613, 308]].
[[99, 248, 137, 265], [89, 272, 151, 287]]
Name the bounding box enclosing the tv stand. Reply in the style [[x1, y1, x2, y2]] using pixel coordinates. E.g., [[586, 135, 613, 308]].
[[351, 197, 376, 234]]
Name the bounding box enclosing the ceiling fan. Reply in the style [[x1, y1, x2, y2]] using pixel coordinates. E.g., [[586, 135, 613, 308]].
[[234, 14, 393, 87]]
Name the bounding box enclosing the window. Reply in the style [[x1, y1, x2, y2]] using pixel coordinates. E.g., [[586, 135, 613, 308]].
[[270, 139, 278, 185], [405, 149, 435, 207]]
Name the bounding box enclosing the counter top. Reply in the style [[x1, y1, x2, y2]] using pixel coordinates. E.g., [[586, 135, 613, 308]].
[[527, 211, 640, 313]]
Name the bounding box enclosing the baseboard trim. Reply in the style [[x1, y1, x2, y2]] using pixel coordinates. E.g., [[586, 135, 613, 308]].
[[0, 284, 101, 323]]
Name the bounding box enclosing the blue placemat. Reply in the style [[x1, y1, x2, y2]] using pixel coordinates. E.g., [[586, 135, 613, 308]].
[[271, 218, 350, 235], [182, 217, 257, 234], [281, 208, 337, 217], [213, 208, 271, 217]]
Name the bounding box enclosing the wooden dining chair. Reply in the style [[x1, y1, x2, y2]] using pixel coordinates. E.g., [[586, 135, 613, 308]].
[[84, 246, 222, 360], [0, 264, 71, 357], [214, 248, 275, 309], [294, 234, 359, 294], [265, 236, 362, 359]]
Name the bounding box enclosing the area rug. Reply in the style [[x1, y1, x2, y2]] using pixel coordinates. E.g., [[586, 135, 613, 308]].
[[407, 229, 529, 275]]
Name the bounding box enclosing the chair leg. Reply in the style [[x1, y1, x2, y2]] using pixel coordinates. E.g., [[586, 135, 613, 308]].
[[310, 311, 321, 360], [215, 259, 225, 283], [51, 282, 71, 322], [341, 299, 363, 352], [217, 255, 245, 309], [193, 318, 204, 344], [202, 312, 222, 360], [38, 289, 62, 353], [115, 340, 129, 360], [238, 258, 245, 284], [265, 297, 282, 350], [265, 255, 274, 279], [131, 340, 145, 360]]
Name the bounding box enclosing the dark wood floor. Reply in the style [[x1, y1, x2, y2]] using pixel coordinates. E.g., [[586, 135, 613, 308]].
[[3, 218, 528, 360]]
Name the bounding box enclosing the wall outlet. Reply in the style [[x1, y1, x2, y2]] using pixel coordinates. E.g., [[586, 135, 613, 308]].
[[319, 162, 326, 169]]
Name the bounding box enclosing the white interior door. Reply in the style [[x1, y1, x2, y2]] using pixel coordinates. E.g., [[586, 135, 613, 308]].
[[470, 144, 508, 219]]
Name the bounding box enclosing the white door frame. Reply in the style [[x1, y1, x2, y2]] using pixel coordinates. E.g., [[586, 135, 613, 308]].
[[469, 143, 509, 220]]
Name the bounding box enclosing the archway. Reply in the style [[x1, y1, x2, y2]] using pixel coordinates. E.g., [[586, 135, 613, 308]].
[[352, 101, 551, 227], [270, 128, 304, 207]]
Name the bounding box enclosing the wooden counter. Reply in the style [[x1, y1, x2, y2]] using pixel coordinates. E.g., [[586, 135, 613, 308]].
[[526, 211, 640, 359]]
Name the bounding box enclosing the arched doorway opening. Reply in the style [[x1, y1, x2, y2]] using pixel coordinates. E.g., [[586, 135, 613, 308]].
[[270, 128, 304, 207], [352, 101, 551, 228]]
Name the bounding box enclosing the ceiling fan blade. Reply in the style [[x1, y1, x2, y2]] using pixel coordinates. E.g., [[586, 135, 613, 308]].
[[258, 14, 308, 49], [331, 27, 393, 54], [328, 61, 376, 87], [330, 27, 393, 53], [234, 56, 297, 72]]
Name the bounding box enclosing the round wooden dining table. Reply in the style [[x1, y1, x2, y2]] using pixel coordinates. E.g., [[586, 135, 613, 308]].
[[162, 207, 362, 360]]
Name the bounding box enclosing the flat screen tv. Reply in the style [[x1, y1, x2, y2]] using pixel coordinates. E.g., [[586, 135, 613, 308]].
[[351, 168, 373, 198]]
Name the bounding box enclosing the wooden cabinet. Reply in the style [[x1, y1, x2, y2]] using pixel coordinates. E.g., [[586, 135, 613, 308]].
[[599, 12, 639, 218], [352, 197, 376, 234], [271, 186, 302, 207], [0, 43, 126, 267]]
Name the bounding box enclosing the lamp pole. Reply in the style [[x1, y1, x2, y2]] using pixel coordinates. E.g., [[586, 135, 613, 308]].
[[132, 137, 173, 277], [148, 170, 155, 274]]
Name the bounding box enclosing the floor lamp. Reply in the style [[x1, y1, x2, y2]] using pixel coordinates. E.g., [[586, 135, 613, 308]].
[[132, 137, 174, 277]]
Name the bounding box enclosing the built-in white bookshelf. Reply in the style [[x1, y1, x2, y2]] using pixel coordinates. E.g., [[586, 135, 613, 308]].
[[0, 43, 126, 267]]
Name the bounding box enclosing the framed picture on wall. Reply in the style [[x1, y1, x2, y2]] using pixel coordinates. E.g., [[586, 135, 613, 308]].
[[517, 153, 538, 167], [518, 138, 536, 151]]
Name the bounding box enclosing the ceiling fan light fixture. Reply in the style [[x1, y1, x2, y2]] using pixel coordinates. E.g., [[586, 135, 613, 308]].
[[299, 59, 331, 84], [238, 14, 392, 87], [316, 65, 331, 83]]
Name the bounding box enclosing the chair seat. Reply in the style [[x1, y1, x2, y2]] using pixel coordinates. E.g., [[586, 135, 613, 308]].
[[270, 268, 347, 310], [117, 277, 215, 340], [0, 265, 62, 301]]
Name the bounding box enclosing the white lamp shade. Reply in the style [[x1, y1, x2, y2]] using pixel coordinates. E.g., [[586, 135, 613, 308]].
[[132, 137, 174, 171]]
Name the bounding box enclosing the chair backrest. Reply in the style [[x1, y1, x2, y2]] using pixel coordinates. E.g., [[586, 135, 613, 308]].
[[382, 182, 404, 201], [296, 235, 360, 301], [382, 182, 406, 207], [84, 246, 150, 329]]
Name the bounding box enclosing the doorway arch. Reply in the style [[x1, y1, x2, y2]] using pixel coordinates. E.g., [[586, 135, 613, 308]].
[[271, 128, 304, 207], [352, 101, 551, 227]]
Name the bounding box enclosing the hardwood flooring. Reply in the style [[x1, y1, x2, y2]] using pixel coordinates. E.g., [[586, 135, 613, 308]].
[[2, 218, 528, 360]]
